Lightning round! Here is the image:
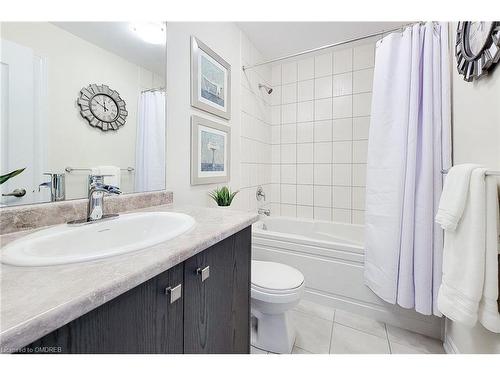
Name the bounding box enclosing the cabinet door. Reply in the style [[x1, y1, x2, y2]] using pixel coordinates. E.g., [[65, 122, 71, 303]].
[[183, 227, 251, 354], [22, 263, 184, 354]]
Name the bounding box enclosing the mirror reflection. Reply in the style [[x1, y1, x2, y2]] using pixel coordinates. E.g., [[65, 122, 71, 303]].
[[0, 22, 166, 207]]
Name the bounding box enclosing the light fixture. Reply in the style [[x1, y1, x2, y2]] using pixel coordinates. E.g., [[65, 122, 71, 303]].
[[129, 22, 165, 45]]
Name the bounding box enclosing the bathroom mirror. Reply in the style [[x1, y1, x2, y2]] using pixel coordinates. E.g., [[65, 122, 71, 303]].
[[0, 22, 166, 207]]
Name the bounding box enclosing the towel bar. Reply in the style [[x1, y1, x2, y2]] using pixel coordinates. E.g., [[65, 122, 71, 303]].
[[65, 166, 135, 173], [441, 168, 500, 177]]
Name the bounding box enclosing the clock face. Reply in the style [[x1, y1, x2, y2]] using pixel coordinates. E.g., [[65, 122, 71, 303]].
[[90, 94, 119, 122], [467, 21, 494, 57]]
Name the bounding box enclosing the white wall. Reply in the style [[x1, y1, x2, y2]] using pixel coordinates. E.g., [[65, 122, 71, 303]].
[[1, 22, 162, 199], [268, 42, 376, 223], [444, 23, 500, 354], [166, 22, 271, 211]]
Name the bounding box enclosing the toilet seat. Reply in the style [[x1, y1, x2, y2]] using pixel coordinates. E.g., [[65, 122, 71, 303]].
[[251, 261, 305, 303]]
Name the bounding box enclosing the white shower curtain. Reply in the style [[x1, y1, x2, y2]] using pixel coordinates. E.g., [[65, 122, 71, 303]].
[[135, 90, 166, 192], [364, 22, 452, 316]]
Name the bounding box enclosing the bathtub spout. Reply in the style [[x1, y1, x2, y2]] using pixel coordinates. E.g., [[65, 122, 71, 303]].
[[258, 208, 271, 216]]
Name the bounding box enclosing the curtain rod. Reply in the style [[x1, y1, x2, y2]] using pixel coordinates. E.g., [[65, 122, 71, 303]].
[[141, 87, 165, 93], [242, 22, 422, 71]]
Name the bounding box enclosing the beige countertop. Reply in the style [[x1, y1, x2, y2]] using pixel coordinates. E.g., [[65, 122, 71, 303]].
[[0, 204, 258, 353]]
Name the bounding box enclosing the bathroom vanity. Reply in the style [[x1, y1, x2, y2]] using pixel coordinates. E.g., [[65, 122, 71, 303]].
[[0, 201, 258, 354]]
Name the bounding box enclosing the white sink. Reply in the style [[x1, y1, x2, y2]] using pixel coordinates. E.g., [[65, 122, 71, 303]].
[[1, 212, 195, 267]]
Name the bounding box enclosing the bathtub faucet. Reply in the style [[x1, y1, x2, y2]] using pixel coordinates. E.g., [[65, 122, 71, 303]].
[[258, 208, 271, 216]]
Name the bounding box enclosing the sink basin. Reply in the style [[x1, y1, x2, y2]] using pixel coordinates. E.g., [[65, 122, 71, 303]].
[[1, 212, 195, 267]]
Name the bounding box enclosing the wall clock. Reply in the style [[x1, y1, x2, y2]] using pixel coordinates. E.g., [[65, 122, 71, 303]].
[[456, 21, 500, 82], [77, 84, 128, 131]]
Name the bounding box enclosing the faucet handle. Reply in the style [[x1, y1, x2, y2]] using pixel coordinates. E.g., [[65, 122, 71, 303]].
[[101, 184, 121, 195]]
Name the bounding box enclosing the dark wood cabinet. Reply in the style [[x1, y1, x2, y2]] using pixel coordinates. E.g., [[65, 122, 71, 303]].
[[21, 227, 251, 354]]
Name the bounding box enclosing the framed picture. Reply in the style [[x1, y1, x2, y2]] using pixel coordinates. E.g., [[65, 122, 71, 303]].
[[191, 36, 231, 120], [191, 115, 231, 185]]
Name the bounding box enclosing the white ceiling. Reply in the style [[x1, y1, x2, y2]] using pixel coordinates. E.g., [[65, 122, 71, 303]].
[[237, 22, 409, 60], [52, 22, 166, 77]]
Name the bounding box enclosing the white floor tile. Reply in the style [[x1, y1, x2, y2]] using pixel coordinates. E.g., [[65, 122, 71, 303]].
[[293, 299, 336, 321], [289, 310, 333, 353], [292, 346, 313, 354], [251, 345, 268, 354], [334, 309, 387, 338], [390, 342, 432, 354], [330, 323, 390, 354], [386, 325, 444, 354]]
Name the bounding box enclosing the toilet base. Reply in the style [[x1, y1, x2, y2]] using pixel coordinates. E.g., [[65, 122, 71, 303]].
[[251, 309, 295, 354]]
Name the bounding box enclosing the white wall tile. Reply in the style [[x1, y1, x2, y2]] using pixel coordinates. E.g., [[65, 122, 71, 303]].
[[282, 82, 297, 104], [333, 48, 353, 74], [280, 204, 296, 217], [297, 185, 313, 206], [332, 73, 353, 97], [314, 206, 332, 221], [352, 187, 366, 210], [297, 101, 314, 122], [271, 64, 282, 86], [314, 120, 332, 142], [270, 203, 281, 215], [353, 140, 368, 163], [333, 208, 351, 223], [271, 165, 281, 183], [298, 80, 314, 102], [281, 143, 297, 164], [353, 68, 374, 94], [271, 144, 280, 164], [281, 124, 297, 143], [352, 164, 367, 186], [353, 116, 370, 140], [314, 185, 332, 207], [281, 184, 297, 204], [314, 164, 332, 185], [297, 122, 313, 143], [353, 44, 375, 70], [297, 164, 313, 184], [282, 61, 298, 84], [271, 106, 281, 125], [271, 183, 281, 202], [297, 57, 314, 81], [353, 93, 372, 117], [314, 52, 333, 77], [314, 76, 333, 99], [332, 118, 352, 141], [281, 164, 297, 184], [297, 143, 314, 163], [333, 141, 352, 163], [314, 98, 333, 121], [271, 85, 281, 106], [332, 95, 353, 119], [352, 210, 365, 224], [333, 164, 351, 186], [333, 186, 351, 209], [297, 205, 313, 219], [271, 125, 281, 144], [282, 103, 297, 124], [313, 142, 332, 163]]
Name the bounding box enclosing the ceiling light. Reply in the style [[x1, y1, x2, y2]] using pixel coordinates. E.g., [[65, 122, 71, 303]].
[[130, 22, 165, 45]]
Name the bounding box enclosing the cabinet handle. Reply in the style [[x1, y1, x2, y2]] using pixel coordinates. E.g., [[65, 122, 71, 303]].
[[196, 266, 210, 282], [165, 284, 182, 304]]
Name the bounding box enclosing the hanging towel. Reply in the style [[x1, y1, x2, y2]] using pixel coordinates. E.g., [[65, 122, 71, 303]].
[[478, 176, 500, 333], [91, 166, 121, 188], [435, 164, 480, 231], [437, 167, 490, 327]]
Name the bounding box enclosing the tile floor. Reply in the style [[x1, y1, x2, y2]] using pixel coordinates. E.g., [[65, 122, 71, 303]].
[[250, 300, 445, 354]]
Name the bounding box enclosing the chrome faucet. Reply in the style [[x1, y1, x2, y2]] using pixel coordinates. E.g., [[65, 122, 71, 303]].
[[256, 186, 266, 201], [258, 208, 271, 216], [87, 178, 121, 221], [39, 173, 65, 202]]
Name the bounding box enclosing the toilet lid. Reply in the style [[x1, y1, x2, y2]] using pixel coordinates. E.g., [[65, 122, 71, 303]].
[[252, 260, 304, 291]]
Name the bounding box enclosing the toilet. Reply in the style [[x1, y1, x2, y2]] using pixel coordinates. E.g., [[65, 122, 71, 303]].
[[251, 260, 305, 354]]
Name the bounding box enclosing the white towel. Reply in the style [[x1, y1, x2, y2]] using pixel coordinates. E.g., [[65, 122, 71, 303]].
[[437, 167, 500, 331], [478, 176, 500, 333], [435, 164, 480, 231], [91, 166, 121, 188]]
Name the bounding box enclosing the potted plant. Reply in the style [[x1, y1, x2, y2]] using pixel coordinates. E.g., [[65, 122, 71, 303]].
[[209, 186, 239, 207]]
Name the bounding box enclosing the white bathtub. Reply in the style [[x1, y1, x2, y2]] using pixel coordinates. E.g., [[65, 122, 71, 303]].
[[252, 216, 442, 339]]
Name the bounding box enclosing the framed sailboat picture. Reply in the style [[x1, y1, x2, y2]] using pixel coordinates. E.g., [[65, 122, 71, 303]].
[[190, 36, 231, 119]]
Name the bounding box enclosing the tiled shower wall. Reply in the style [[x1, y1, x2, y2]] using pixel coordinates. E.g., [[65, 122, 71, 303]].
[[269, 42, 375, 224], [237, 32, 272, 212]]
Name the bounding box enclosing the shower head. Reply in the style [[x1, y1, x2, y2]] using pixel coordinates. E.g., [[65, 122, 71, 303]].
[[258, 83, 273, 95]]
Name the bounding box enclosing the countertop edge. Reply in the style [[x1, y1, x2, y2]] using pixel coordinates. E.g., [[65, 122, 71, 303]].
[[0, 209, 258, 353]]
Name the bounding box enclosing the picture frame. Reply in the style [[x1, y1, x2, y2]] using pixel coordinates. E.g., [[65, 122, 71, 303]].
[[190, 115, 231, 185], [190, 36, 231, 120]]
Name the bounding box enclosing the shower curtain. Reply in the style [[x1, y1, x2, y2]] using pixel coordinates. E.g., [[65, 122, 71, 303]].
[[364, 22, 452, 316], [135, 90, 166, 192]]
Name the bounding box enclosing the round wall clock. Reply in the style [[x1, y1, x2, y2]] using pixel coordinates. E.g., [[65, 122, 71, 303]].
[[456, 21, 500, 82], [77, 84, 128, 131]]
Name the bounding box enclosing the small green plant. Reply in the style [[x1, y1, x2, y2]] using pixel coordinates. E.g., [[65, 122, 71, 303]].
[[209, 186, 239, 207], [0, 168, 25, 185]]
